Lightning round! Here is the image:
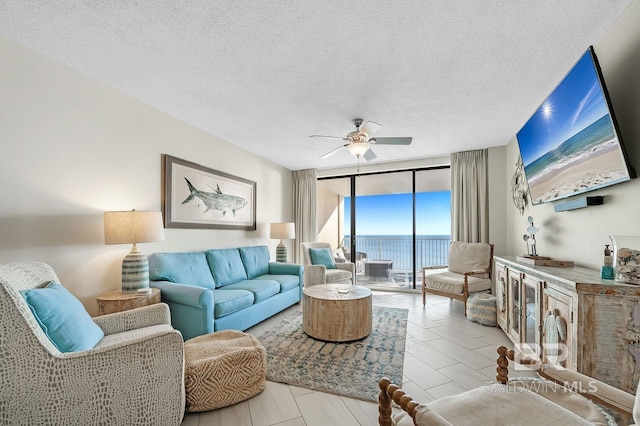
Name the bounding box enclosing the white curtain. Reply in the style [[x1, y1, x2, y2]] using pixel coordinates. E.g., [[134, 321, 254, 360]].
[[451, 149, 489, 243], [293, 169, 317, 263]]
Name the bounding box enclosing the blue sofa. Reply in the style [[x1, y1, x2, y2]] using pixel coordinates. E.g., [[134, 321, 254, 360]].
[[148, 245, 303, 340]]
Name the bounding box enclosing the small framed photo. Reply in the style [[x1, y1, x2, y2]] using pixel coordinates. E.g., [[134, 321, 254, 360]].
[[163, 155, 256, 230]]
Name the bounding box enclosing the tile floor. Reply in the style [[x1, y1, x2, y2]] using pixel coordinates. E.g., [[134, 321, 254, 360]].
[[182, 291, 531, 426]]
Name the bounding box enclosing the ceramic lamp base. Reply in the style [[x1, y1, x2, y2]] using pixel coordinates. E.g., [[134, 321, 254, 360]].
[[276, 242, 287, 262], [121, 244, 150, 293]]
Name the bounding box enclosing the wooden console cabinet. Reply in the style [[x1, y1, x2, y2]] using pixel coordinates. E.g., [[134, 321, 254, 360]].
[[495, 256, 640, 394]]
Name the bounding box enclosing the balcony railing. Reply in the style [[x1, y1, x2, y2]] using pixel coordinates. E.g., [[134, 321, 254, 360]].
[[342, 235, 451, 272]]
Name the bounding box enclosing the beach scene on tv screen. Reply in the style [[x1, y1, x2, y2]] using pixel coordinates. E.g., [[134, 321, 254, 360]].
[[517, 50, 630, 205]]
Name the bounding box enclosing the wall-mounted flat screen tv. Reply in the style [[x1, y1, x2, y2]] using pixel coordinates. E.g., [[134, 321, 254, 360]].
[[516, 46, 634, 205]]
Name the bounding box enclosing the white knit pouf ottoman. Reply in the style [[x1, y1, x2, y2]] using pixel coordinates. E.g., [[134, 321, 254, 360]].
[[184, 330, 266, 412], [467, 293, 497, 327]]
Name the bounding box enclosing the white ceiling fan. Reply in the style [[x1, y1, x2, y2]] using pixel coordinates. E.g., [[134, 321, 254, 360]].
[[311, 118, 412, 161]]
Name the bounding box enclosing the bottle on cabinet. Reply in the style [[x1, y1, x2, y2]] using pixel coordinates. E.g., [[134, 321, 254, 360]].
[[601, 244, 615, 280]]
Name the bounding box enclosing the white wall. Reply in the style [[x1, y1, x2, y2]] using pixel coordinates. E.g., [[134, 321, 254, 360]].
[[0, 36, 293, 315], [503, 0, 640, 269], [317, 186, 343, 248]]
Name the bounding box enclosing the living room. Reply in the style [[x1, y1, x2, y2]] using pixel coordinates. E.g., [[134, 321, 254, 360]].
[[2, 1, 640, 425]]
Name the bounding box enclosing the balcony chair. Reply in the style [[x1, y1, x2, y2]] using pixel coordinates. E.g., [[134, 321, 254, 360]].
[[301, 242, 356, 286], [422, 241, 494, 315], [339, 245, 368, 274], [0, 261, 185, 425], [379, 345, 632, 425]]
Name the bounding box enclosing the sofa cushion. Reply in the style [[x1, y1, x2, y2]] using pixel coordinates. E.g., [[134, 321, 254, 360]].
[[255, 274, 300, 293], [207, 249, 248, 287], [20, 281, 104, 352], [212, 289, 254, 318], [149, 252, 215, 289], [239, 246, 270, 279], [447, 242, 491, 275], [309, 248, 336, 269], [224, 280, 280, 303]]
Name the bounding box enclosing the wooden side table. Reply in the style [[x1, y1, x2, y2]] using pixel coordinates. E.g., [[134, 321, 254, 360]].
[[302, 284, 372, 342], [96, 288, 161, 315]]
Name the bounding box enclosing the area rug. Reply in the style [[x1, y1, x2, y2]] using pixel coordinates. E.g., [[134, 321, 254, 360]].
[[255, 306, 408, 402]]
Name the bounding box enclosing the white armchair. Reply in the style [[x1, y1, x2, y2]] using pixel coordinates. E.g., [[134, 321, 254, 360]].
[[301, 242, 356, 286], [422, 241, 494, 316], [0, 262, 185, 425]]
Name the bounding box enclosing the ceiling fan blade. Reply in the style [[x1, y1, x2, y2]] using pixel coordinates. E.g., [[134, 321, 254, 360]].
[[320, 144, 348, 159], [363, 148, 377, 161], [371, 137, 412, 145], [360, 121, 382, 137], [310, 134, 348, 141]]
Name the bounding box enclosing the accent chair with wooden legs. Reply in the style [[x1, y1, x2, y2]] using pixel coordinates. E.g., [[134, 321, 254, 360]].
[[422, 241, 494, 316], [379, 345, 630, 425]]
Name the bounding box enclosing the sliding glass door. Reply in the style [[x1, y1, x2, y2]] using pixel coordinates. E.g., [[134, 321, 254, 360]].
[[353, 172, 413, 288], [318, 166, 450, 291], [415, 168, 452, 271]]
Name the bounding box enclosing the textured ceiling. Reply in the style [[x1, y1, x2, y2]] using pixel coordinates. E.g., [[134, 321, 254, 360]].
[[0, 1, 633, 171]]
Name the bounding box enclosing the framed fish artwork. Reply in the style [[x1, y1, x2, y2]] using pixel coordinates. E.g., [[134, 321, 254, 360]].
[[163, 154, 257, 230]]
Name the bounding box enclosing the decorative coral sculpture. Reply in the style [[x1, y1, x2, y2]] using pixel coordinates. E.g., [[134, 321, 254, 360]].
[[522, 216, 539, 257]]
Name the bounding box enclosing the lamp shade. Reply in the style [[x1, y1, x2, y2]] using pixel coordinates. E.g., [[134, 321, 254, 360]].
[[270, 222, 295, 240], [104, 210, 165, 245]]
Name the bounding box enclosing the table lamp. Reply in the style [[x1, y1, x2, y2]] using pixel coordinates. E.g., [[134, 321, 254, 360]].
[[270, 222, 295, 262], [104, 210, 165, 293]]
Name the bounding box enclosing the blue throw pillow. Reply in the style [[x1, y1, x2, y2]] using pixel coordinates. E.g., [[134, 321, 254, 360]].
[[309, 248, 337, 269], [21, 281, 105, 353]]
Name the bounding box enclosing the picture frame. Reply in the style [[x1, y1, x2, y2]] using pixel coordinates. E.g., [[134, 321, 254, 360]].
[[163, 154, 257, 230]]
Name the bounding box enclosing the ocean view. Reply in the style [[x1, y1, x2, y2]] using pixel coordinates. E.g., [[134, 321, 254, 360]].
[[524, 114, 617, 184], [343, 235, 451, 270]]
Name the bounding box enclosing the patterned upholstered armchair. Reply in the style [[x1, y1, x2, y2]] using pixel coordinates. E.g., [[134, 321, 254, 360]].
[[0, 262, 185, 425]]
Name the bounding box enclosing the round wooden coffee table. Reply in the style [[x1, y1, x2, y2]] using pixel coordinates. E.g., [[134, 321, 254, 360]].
[[302, 284, 372, 342]]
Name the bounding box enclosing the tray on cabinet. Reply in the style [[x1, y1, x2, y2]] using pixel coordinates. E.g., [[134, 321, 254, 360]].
[[516, 256, 574, 268]]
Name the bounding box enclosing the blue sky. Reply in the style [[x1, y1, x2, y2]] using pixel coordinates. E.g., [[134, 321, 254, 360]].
[[516, 49, 609, 166], [344, 191, 451, 235]]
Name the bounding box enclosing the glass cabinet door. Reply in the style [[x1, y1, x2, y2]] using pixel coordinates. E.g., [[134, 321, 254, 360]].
[[496, 264, 508, 330], [542, 286, 573, 369], [507, 270, 522, 343], [522, 276, 541, 351]]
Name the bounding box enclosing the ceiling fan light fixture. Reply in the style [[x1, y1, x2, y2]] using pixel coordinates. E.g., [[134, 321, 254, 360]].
[[347, 142, 370, 157], [315, 119, 411, 161]]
